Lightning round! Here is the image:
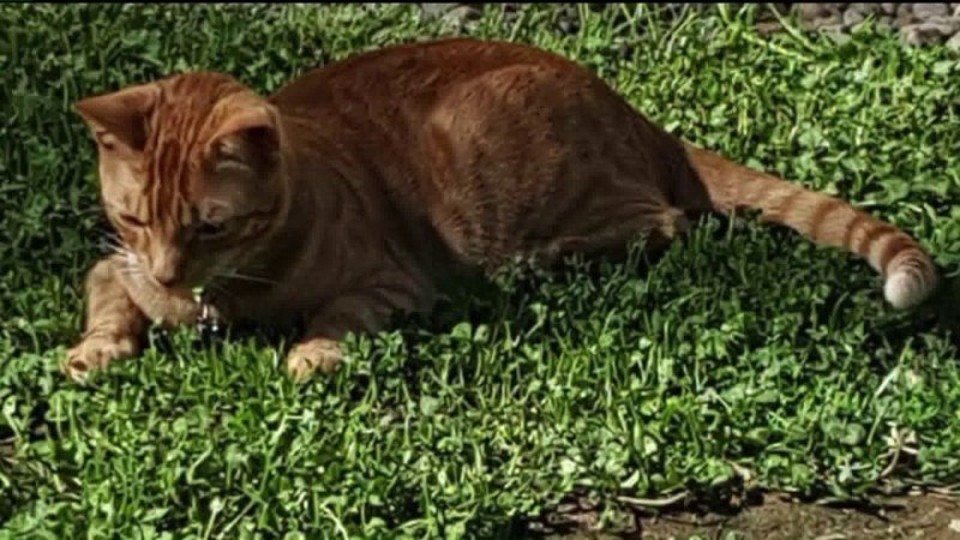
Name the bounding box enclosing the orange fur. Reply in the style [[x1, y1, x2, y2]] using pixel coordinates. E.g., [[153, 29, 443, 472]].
[[64, 38, 938, 382]]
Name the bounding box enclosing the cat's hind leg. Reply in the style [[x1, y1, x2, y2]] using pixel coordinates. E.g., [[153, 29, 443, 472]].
[[421, 62, 693, 270], [527, 204, 691, 265]]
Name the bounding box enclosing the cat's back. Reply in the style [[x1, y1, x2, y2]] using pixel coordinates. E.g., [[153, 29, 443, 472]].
[[268, 37, 587, 111]]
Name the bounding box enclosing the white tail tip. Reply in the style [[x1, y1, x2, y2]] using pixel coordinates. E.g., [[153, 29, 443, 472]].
[[884, 268, 935, 310]]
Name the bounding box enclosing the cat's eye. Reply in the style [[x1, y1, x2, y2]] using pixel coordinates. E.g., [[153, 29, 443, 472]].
[[117, 213, 145, 227], [95, 131, 117, 151], [196, 221, 228, 239]]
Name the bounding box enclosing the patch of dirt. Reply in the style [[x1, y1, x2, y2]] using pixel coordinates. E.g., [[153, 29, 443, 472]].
[[524, 491, 960, 540]]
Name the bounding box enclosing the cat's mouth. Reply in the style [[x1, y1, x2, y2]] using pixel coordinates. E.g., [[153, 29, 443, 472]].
[[143, 270, 207, 300]]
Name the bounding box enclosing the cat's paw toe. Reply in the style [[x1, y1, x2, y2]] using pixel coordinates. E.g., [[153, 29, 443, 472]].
[[62, 333, 138, 383], [285, 339, 343, 382]]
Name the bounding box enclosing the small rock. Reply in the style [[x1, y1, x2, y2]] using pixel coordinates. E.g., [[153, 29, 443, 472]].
[[912, 3, 950, 19], [557, 18, 578, 34], [900, 21, 954, 45], [795, 3, 839, 20], [555, 4, 580, 34], [756, 21, 784, 36], [924, 15, 960, 32], [880, 3, 897, 15], [896, 4, 917, 26], [419, 3, 460, 19], [443, 5, 480, 26], [795, 3, 843, 30], [824, 24, 853, 43], [947, 31, 960, 49], [843, 8, 866, 27], [849, 3, 882, 15]]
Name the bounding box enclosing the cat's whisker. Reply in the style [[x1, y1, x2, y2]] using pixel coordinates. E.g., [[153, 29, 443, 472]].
[[101, 238, 137, 264], [237, 260, 270, 272], [98, 238, 127, 255], [204, 282, 232, 300], [115, 254, 137, 268], [117, 267, 143, 279], [213, 271, 278, 285]]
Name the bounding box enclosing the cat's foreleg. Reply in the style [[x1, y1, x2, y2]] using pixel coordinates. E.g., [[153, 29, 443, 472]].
[[285, 289, 406, 381], [63, 255, 199, 382], [63, 256, 148, 381]]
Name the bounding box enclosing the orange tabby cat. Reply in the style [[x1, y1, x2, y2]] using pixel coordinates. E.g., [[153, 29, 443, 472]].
[[65, 37, 938, 382]]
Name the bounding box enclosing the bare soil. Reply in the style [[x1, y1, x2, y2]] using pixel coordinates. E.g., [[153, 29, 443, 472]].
[[524, 491, 960, 540]]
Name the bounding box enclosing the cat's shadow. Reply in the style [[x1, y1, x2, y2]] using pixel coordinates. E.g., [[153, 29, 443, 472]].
[[145, 236, 674, 399], [155, 217, 960, 390]]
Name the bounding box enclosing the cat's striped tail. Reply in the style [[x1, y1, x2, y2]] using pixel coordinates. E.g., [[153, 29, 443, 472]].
[[683, 143, 938, 310]]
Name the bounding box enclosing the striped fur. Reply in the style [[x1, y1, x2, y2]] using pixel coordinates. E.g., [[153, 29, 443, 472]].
[[684, 144, 937, 309]]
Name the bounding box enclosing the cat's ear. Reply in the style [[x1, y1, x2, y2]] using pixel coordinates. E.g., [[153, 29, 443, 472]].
[[208, 105, 281, 174], [73, 83, 159, 152]]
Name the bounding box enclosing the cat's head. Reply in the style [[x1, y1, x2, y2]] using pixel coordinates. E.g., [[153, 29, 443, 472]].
[[74, 72, 289, 293]]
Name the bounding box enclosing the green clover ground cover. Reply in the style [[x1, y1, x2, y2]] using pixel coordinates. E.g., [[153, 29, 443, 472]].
[[1, 4, 959, 539]]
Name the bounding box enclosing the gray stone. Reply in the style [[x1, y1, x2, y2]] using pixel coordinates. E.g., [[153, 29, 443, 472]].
[[795, 3, 842, 23], [557, 17, 578, 34], [896, 4, 917, 26], [900, 25, 928, 45], [849, 3, 882, 15], [756, 21, 784, 36], [418, 3, 482, 28], [900, 21, 955, 45], [947, 31, 960, 49], [795, 3, 845, 30], [555, 4, 580, 34], [441, 5, 481, 28], [419, 3, 460, 19], [843, 8, 866, 27], [922, 15, 960, 33], [823, 24, 853, 43], [912, 3, 950, 19], [881, 3, 898, 15]]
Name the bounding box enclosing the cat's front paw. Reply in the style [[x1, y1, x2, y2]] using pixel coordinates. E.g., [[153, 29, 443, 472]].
[[285, 338, 343, 382], [62, 332, 139, 383]]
